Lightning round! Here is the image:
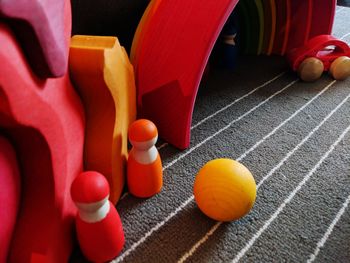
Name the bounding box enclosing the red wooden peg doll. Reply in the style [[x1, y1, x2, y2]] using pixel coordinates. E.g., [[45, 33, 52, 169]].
[[71, 171, 124, 262], [127, 119, 163, 198]]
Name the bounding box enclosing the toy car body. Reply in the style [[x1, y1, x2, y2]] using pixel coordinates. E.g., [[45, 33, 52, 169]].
[[286, 35, 350, 81]]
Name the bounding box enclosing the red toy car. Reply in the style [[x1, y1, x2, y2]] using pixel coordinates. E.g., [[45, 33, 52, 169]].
[[286, 35, 350, 82]]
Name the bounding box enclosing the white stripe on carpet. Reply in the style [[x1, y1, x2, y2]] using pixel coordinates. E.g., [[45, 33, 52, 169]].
[[123, 72, 288, 202], [175, 32, 350, 262], [113, 80, 296, 262], [157, 71, 286, 150], [340, 32, 350, 40], [191, 72, 286, 130], [237, 80, 336, 161], [307, 194, 350, 263], [231, 124, 350, 263], [178, 81, 350, 263], [114, 79, 338, 262], [162, 80, 296, 170]]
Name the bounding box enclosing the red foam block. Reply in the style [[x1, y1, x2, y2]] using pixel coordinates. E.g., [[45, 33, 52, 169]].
[[0, 20, 84, 263], [0, 0, 68, 78], [0, 136, 21, 263]]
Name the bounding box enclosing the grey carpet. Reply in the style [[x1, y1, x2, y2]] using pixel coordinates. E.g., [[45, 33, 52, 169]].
[[71, 6, 350, 263]]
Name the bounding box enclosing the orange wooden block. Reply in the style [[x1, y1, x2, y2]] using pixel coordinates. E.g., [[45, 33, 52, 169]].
[[69, 35, 137, 204], [0, 22, 84, 262]]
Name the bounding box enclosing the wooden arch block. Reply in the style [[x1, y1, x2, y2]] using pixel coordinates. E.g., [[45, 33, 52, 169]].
[[0, 136, 21, 263], [261, 0, 276, 55], [309, 0, 336, 39], [0, 0, 68, 78], [0, 22, 84, 263], [242, 0, 260, 54], [255, 0, 264, 55], [69, 35, 136, 204], [272, 0, 290, 55], [131, 0, 239, 149], [236, 1, 251, 55], [286, 0, 312, 52]]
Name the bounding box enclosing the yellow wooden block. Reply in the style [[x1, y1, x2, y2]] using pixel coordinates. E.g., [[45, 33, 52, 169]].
[[69, 35, 136, 204]]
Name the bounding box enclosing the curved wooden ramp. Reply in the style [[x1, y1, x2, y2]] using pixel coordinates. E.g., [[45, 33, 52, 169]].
[[131, 0, 240, 149]]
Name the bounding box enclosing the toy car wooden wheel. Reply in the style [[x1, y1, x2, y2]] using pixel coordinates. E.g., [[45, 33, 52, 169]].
[[329, 56, 350, 80], [297, 57, 324, 82]]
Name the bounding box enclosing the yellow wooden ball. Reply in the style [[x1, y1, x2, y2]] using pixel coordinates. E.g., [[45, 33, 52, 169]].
[[193, 158, 256, 222]]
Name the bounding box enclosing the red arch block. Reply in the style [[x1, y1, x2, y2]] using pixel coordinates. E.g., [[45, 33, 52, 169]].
[[0, 18, 84, 263], [272, 0, 290, 55], [309, 0, 336, 39], [286, 0, 312, 52], [0, 136, 21, 263], [131, 0, 239, 149]]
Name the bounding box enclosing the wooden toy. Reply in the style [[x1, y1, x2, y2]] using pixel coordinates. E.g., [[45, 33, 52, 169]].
[[286, 0, 311, 52], [0, 19, 84, 263], [309, 0, 336, 39], [261, 0, 276, 55], [0, 136, 21, 263], [69, 35, 136, 204], [71, 171, 125, 262], [211, 11, 239, 69], [193, 159, 256, 222], [127, 119, 163, 198], [236, 2, 250, 55], [255, 0, 264, 55], [272, 0, 335, 55], [287, 35, 350, 81], [131, 0, 240, 149], [329, 56, 350, 80], [245, 0, 260, 55], [71, 0, 150, 53], [220, 25, 239, 70], [272, 0, 290, 55], [0, 0, 69, 78], [130, 0, 162, 76], [297, 57, 324, 82]]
